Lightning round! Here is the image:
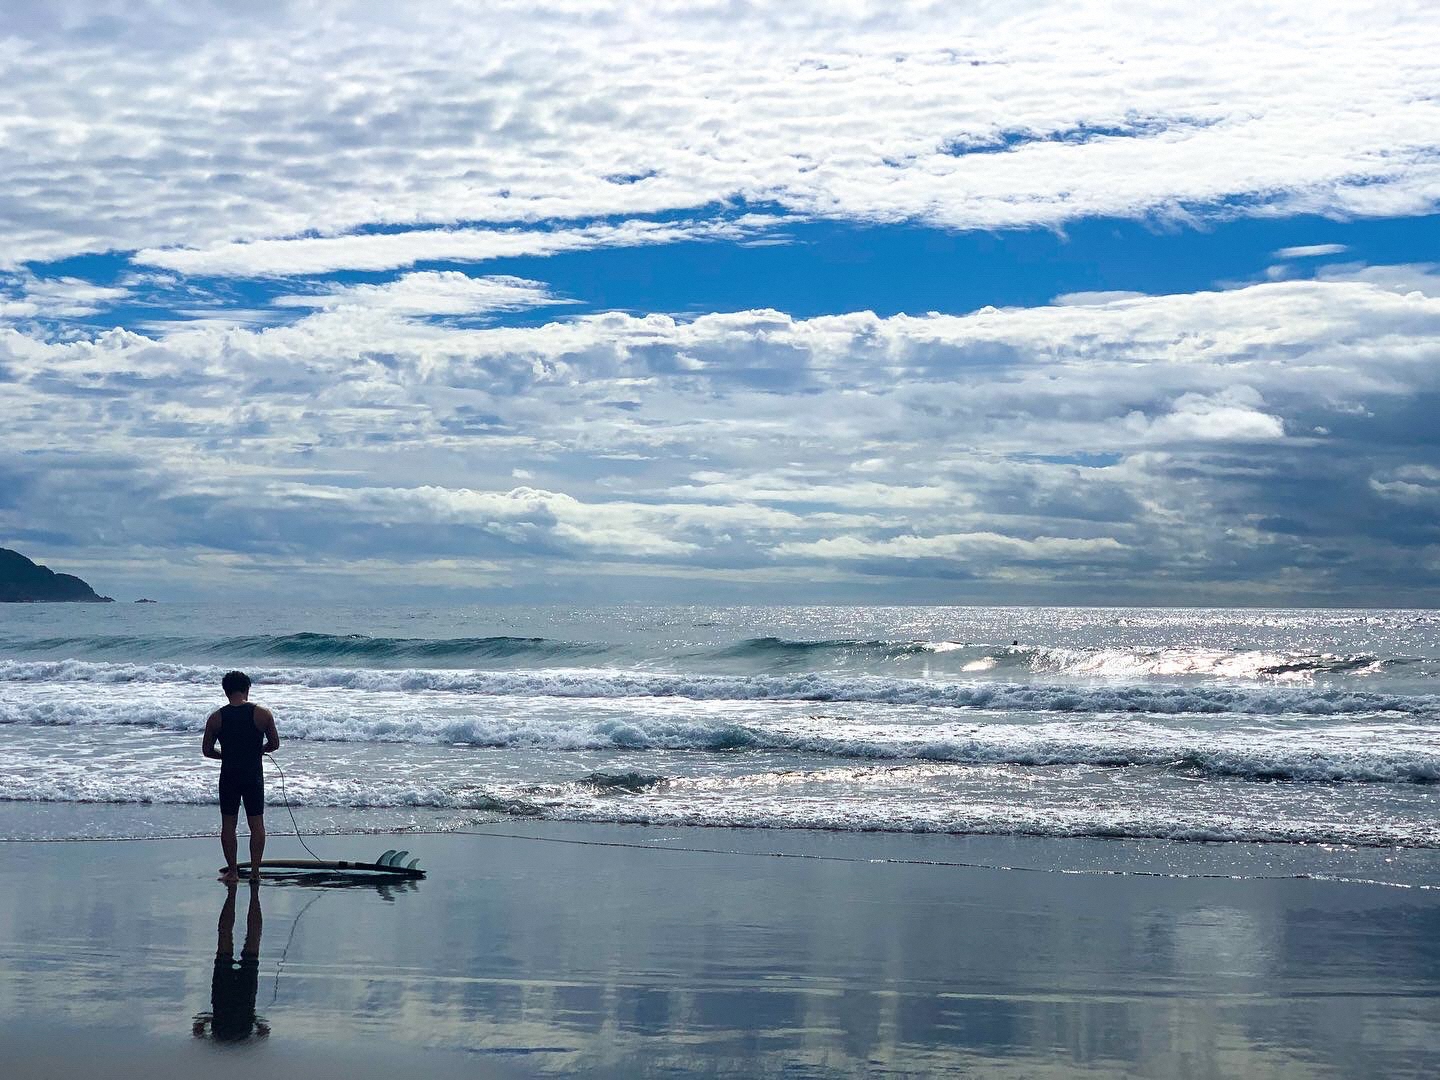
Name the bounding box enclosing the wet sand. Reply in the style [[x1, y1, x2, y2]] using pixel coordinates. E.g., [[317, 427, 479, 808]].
[[1, 819, 1437, 1077]]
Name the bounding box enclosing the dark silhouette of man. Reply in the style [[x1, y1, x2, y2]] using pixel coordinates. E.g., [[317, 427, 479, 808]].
[[194, 879, 269, 1041], [202, 671, 280, 883]]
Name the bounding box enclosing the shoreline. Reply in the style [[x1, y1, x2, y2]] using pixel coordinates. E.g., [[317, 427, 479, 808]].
[[3, 799, 1438, 887]]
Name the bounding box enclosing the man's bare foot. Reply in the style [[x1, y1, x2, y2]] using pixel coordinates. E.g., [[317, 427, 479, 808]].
[[220, 867, 240, 884], [249, 869, 261, 884]]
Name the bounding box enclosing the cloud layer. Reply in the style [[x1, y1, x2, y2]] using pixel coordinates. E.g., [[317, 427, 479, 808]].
[[4, 262, 1439, 600], [1, 1, 1437, 265]]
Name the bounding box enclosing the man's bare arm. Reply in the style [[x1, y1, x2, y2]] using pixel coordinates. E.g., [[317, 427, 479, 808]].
[[202, 712, 223, 760], [257, 706, 280, 754]]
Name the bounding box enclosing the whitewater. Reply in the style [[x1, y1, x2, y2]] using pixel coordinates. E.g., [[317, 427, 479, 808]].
[[1, 603, 1436, 847]]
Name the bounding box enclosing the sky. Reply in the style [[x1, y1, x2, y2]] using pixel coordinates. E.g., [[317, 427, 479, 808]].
[[2, 0, 1439, 605]]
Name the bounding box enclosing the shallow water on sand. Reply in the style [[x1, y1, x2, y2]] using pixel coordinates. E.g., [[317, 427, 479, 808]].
[[1, 824, 1437, 1078]]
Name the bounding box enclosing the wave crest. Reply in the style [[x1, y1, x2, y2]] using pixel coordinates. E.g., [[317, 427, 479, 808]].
[[3, 658, 1436, 717], [4, 633, 1433, 684]]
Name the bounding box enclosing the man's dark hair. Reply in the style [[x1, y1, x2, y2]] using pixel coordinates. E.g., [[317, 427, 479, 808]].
[[222, 670, 252, 696]]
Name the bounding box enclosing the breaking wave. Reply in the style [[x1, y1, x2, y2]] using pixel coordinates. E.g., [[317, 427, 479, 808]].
[[0, 632, 607, 665], [3, 658, 1438, 718], [2, 694, 1435, 783], [2, 633, 1435, 683]]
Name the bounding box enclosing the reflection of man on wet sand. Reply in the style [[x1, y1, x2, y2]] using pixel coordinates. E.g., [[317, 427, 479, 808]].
[[193, 879, 269, 1042]]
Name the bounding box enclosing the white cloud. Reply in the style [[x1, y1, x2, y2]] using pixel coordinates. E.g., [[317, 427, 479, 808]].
[[1125, 389, 1287, 444], [1369, 464, 1440, 504], [775, 532, 1126, 561], [272, 271, 566, 316], [0, 299, 38, 319], [1316, 261, 1440, 296], [1273, 243, 1348, 259], [136, 217, 783, 277], [0, 3, 1436, 266], [258, 480, 839, 558], [1051, 291, 1151, 306], [0, 275, 130, 319], [265, 482, 699, 557], [670, 472, 964, 509]]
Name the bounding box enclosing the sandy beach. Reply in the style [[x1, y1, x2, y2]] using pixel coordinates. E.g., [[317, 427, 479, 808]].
[[2, 815, 1436, 1078]]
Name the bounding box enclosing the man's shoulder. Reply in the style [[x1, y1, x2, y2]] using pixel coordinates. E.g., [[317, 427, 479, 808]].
[[253, 704, 275, 721]]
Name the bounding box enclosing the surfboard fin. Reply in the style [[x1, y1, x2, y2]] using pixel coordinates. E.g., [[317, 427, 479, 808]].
[[378, 848, 397, 866]]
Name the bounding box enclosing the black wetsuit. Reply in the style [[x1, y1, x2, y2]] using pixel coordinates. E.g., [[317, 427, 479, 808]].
[[210, 946, 260, 1041], [217, 703, 265, 817]]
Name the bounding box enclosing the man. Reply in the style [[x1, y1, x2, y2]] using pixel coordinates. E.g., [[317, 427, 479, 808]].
[[202, 671, 280, 883]]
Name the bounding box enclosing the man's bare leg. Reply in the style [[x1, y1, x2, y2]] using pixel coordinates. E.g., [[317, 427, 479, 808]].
[[247, 814, 266, 881], [220, 814, 240, 883]]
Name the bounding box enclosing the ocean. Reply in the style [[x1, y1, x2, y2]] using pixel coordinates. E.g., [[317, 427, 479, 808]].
[[2, 603, 1437, 851]]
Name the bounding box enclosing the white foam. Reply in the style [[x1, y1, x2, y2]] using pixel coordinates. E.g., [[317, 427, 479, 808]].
[[2, 683, 1436, 783], [1, 658, 1433, 716], [512, 798, 1440, 848], [2, 719, 1435, 847], [1028, 646, 1363, 681], [2, 748, 1434, 847]]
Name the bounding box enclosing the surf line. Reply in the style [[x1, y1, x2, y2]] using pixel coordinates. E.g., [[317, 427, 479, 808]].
[[442, 828, 1440, 891], [3, 827, 1434, 891], [0, 755, 326, 852]]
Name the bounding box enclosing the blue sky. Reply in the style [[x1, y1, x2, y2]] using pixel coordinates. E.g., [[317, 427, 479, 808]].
[[2, 1, 1439, 604], [26, 210, 1440, 331]]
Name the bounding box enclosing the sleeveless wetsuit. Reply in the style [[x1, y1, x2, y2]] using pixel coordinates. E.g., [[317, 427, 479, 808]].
[[217, 703, 265, 817]]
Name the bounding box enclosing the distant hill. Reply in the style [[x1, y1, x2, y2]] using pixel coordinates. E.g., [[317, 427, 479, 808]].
[[0, 547, 114, 603]]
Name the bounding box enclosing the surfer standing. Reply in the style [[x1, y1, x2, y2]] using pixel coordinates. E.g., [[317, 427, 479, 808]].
[[202, 671, 280, 883]]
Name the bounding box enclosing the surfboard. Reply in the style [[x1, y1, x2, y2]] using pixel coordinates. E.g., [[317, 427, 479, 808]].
[[224, 850, 426, 878]]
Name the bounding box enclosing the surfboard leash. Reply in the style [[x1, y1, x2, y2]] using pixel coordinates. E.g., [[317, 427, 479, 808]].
[[267, 752, 323, 862]]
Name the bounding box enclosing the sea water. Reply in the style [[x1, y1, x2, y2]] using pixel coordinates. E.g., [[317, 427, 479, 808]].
[[1, 603, 1437, 850]]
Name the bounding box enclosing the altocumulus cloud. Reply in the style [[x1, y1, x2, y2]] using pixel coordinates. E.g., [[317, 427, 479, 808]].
[[0, 1, 1437, 263], [4, 264, 1440, 602]]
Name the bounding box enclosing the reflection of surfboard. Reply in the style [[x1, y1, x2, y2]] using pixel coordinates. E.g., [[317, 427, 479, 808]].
[[226, 849, 425, 879]]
